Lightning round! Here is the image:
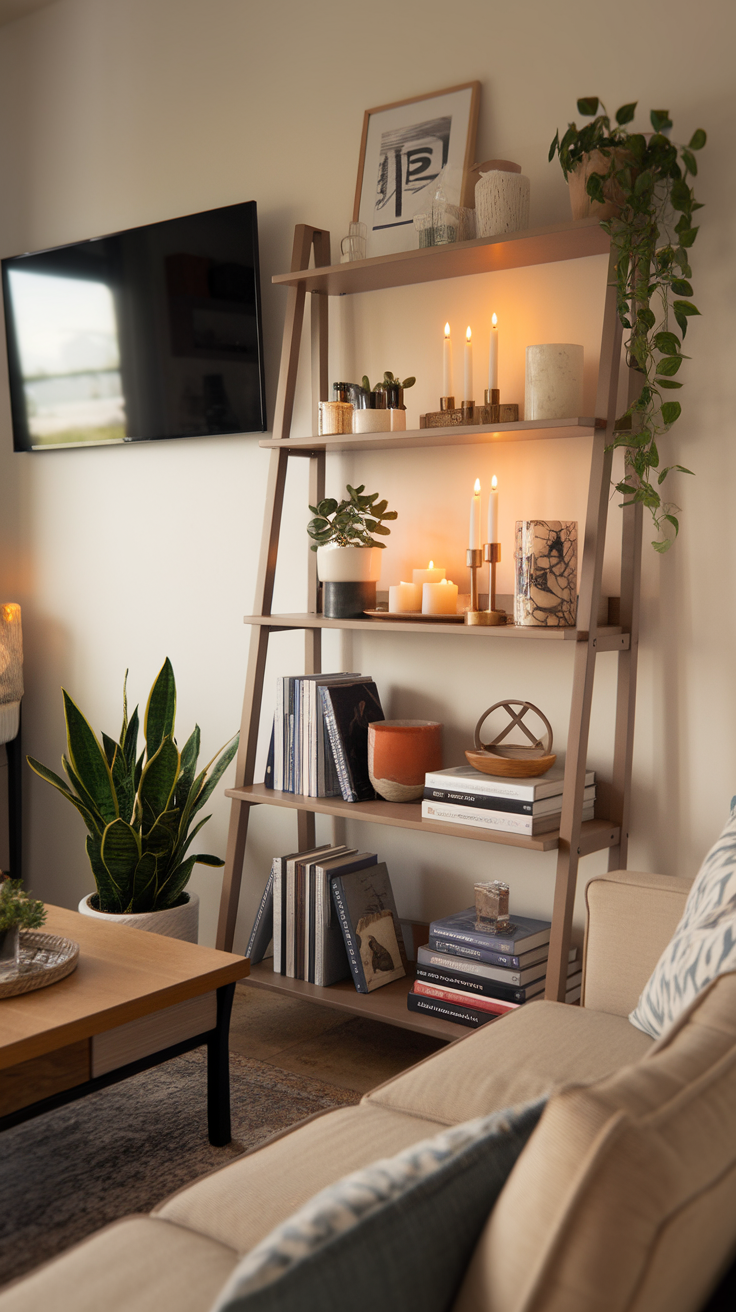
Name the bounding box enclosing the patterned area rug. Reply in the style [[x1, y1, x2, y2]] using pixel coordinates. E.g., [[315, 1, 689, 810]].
[[0, 1048, 359, 1290]]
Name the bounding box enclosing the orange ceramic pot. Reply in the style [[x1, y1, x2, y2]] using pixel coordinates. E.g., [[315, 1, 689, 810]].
[[368, 719, 442, 802]]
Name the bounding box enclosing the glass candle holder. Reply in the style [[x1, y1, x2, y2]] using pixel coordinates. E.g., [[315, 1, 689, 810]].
[[474, 880, 512, 933], [514, 520, 578, 627]]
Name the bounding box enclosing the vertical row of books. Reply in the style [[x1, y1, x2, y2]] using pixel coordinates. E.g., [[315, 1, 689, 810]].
[[408, 908, 582, 1028], [265, 673, 384, 802], [422, 764, 595, 836], [245, 844, 407, 994]]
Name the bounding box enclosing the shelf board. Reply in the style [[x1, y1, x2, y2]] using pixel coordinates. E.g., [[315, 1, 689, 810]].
[[259, 416, 604, 454], [245, 960, 468, 1041], [272, 219, 610, 296], [228, 783, 620, 857], [242, 613, 626, 644]]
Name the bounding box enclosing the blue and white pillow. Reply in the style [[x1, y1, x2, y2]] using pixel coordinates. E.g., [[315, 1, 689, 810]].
[[209, 1097, 545, 1312], [630, 799, 736, 1038]]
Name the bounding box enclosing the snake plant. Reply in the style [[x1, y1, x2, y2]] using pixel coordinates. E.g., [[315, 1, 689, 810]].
[[28, 659, 238, 915]]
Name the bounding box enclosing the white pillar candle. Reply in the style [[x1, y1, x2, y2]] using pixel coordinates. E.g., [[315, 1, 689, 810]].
[[488, 313, 498, 390], [412, 560, 446, 586], [469, 478, 481, 549], [442, 323, 453, 396], [525, 344, 584, 421], [389, 581, 422, 612], [487, 474, 498, 543], [464, 326, 473, 401], [422, 579, 459, 615]]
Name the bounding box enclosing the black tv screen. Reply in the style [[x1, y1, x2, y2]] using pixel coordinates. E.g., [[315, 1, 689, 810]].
[[2, 200, 266, 451]]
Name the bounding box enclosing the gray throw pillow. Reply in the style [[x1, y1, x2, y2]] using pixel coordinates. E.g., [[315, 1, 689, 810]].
[[210, 1096, 545, 1312]]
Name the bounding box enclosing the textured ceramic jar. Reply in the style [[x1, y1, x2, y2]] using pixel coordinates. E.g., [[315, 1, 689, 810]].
[[368, 719, 442, 802], [78, 891, 200, 942], [475, 169, 530, 238], [525, 344, 584, 421]]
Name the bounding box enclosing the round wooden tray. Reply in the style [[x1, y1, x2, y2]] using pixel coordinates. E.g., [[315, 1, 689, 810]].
[[0, 931, 79, 999], [364, 609, 465, 623]]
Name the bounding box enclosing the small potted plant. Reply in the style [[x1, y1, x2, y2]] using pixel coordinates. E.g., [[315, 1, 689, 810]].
[[307, 483, 398, 617], [354, 373, 416, 433], [0, 877, 46, 968], [549, 98, 706, 550], [27, 659, 238, 942]]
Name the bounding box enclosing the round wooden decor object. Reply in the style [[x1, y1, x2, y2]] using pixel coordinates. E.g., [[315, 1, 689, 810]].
[[465, 700, 557, 777], [0, 932, 79, 999]]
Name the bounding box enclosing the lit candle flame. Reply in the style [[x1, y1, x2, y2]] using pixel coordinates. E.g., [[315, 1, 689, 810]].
[[429, 560, 434, 568], [444, 323, 450, 338], [491, 313, 498, 329], [474, 478, 481, 494], [491, 474, 497, 490], [466, 326, 472, 342]]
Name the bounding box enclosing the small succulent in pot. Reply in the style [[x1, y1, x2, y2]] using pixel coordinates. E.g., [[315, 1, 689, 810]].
[[307, 484, 397, 551], [360, 372, 416, 409], [0, 877, 46, 963]]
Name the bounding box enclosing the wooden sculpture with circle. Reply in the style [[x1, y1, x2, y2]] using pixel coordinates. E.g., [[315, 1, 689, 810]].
[[465, 700, 556, 777]]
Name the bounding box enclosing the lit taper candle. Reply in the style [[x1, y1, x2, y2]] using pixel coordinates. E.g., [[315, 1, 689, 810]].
[[442, 323, 453, 397], [488, 313, 498, 390], [469, 477, 482, 549], [487, 474, 498, 543], [464, 326, 473, 401]]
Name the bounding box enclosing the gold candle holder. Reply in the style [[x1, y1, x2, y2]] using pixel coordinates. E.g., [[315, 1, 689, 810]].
[[484, 387, 500, 407], [462, 401, 475, 423], [483, 541, 506, 625], [465, 547, 494, 625], [440, 396, 455, 410]]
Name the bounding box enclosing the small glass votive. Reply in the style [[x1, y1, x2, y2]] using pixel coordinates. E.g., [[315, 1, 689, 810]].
[[474, 880, 512, 933], [318, 400, 353, 435]]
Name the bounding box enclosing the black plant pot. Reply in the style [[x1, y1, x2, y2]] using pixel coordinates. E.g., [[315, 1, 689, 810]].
[[323, 580, 377, 618]]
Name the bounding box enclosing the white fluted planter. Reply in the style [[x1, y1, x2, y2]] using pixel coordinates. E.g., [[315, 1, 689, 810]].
[[78, 891, 199, 943]]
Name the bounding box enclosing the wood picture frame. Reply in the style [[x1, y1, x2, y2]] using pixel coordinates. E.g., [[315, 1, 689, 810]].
[[352, 82, 481, 258]]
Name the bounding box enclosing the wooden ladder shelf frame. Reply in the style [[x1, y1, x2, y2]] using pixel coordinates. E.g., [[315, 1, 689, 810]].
[[216, 222, 642, 1013]]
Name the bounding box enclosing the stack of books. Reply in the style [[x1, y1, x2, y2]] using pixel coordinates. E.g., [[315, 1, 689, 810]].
[[265, 673, 384, 801], [421, 764, 596, 836], [407, 908, 582, 1028], [246, 845, 407, 994]]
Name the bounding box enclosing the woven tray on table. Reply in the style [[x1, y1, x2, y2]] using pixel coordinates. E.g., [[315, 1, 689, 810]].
[[0, 931, 79, 999]]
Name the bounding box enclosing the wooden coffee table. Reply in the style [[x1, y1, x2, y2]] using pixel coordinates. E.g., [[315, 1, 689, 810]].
[[0, 905, 249, 1145]]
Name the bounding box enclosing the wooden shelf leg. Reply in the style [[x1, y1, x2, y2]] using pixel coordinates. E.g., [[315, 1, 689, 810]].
[[608, 499, 643, 871]]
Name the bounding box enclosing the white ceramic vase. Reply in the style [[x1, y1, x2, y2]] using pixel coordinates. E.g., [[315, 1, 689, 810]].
[[78, 891, 200, 943], [475, 170, 530, 238], [316, 544, 382, 584]]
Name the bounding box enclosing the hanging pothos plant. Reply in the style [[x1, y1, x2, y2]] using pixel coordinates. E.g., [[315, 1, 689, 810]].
[[550, 98, 706, 551]]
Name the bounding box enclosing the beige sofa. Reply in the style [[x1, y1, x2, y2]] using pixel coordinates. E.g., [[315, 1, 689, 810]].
[[2, 868, 735, 1312]]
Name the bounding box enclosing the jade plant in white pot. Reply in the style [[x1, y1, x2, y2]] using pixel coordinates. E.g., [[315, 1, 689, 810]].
[[27, 659, 238, 943], [307, 483, 398, 617]]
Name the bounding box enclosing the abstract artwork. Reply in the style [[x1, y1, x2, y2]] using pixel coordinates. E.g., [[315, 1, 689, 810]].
[[353, 83, 480, 257]]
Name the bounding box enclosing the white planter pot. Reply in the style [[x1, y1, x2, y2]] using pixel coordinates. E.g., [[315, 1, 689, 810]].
[[78, 891, 199, 943], [316, 544, 382, 584], [352, 409, 391, 434]]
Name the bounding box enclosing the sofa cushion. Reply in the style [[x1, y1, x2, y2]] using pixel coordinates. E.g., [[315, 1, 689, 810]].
[[210, 1099, 545, 1312], [364, 1000, 652, 1124], [452, 970, 736, 1312], [583, 870, 692, 1015], [0, 1217, 238, 1312], [630, 803, 736, 1037], [157, 1103, 448, 1254]]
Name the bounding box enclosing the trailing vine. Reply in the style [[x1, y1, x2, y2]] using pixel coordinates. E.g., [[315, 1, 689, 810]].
[[550, 98, 706, 551]]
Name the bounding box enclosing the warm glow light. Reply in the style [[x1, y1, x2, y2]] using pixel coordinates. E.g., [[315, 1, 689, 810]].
[[474, 478, 481, 494], [429, 560, 434, 568], [491, 475, 498, 490], [444, 323, 450, 338], [466, 326, 472, 342], [491, 313, 498, 328]]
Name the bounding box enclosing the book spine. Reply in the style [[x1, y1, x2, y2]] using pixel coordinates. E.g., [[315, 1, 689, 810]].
[[320, 689, 356, 803], [422, 799, 535, 835], [415, 963, 531, 1003], [429, 936, 549, 976], [274, 681, 284, 792], [427, 923, 537, 955], [423, 787, 533, 814], [423, 771, 544, 801], [245, 869, 274, 963], [330, 877, 367, 992], [413, 980, 519, 1015], [407, 991, 495, 1028], [272, 858, 284, 975]]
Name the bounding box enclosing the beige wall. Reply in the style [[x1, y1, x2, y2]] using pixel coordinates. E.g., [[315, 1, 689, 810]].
[[0, 0, 733, 950]]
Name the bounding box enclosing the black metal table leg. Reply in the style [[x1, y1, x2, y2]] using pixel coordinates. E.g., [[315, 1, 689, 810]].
[[6, 719, 21, 881], [207, 982, 235, 1146]]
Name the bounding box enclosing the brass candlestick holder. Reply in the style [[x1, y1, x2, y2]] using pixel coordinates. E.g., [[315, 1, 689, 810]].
[[484, 541, 506, 625], [465, 547, 494, 625], [462, 400, 475, 422], [484, 387, 500, 406], [440, 396, 455, 410]]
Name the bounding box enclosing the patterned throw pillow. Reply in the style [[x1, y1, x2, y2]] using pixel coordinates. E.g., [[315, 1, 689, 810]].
[[210, 1097, 545, 1312], [630, 799, 736, 1038]]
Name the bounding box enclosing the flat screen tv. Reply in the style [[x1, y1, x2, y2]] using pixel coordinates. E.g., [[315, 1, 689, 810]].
[[2, 200, 266, 451]]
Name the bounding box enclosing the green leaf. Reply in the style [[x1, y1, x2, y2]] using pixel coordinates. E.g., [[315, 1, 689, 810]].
[[689, 129, 706, 150], [100, 818, 141, 898], [653, 331, 680, 355], [548, 131, 559, 162], [102, 732, 117, 767], [401, 377, 416, 388], [673, 299, 700, 317], [656, 355, 682, 376], [188, 733, 239, 823], [155, 855, 198, 911], [681, 149, 697, 177], [577, 97, 600, 116], [652, 538, 673, 554], [586, 172, 606, 203], [63, 691, 118, 824], [130, 852, 158, 914], [670, 178, 691, 212], [670, 279, 693, 296], [111, 744, 135, 823], [123, 705, 139, 772], [665, 514, 680, 533], [317, 498, 338, 517], [142, 808, 178, 856], [26, 756, 103, 837], [615, 101, 636, 125], [86, 833, 124, 913], [678, 227, 698, 248], [175, 724, 201, 812], [675, 310, 689, 338], [658, 380, 683, 389], [650, 109, 672, 133], [144, 658, 176, 760], [138, 734, 180, 830], [661, 401, 682, 426], [193, 854, 225, 866]]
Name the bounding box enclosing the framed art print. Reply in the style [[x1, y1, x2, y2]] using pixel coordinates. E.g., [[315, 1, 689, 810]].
[[352, 82, 480, 258]]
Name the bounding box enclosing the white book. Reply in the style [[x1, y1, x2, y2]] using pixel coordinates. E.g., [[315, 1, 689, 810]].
[[423, 763, 595, 803], [422, 798, 594, 836]]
